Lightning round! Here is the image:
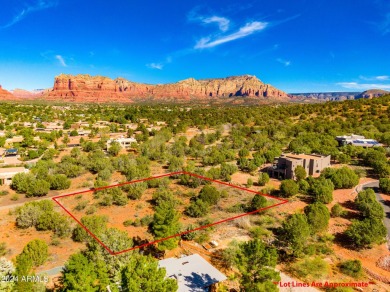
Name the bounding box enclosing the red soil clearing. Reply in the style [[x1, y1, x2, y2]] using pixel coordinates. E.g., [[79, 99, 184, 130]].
[[52, 171, 288, 255]]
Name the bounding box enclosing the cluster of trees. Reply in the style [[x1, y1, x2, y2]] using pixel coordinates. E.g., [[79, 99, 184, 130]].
[[222, 239, 280, 291], [278, 202, 330, 257], [185, 185, 221, 218], [320, 167, 359, 189], [345, 189, 387, 248], [12, 159, 72, 197], [13, 239, 49, 291], [16, 201, 72, 238]]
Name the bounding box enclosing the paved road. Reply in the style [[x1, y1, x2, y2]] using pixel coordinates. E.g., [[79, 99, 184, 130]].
[[361, 181, 390, 239], [38, 266, 64, 276]]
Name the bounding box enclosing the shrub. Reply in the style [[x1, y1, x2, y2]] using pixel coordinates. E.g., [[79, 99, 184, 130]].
[[304, 202, 330, 234], [123, 182, 147, 200], [26, 179, 50, 197], [181, 224, 198, 240], [289, 257, 329, 281], [309, 177, 334, 204], [185, 199, 209, 218], [331, 203, 346, 217], [198, 185, 220, 205], [19, 239, 48, 267], [280, 213, 311, 257], [74, 200, 89, 211], [0, 242, 7, 256], [355, 189, 384, 219], [339, 260, 362, 278], [321, 167, 359, 189], [379, 178, 390, 194], [279, 179, 299, 197], [123, 220, 133, 227], [249, 194, 267, 212], [345, 218, 386, 248], [85, 205, 97, 215], [49, 174, 71, 190], [258, 173, 270, 186], [294, 165, 307, 181], [298, 179, 310, 194]]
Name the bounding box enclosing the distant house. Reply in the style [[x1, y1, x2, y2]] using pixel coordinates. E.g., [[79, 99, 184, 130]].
[[158, 254, 227, 292], [5, 136, 24, 145], [106, 137, 136, 150], [3, 148, 18, 157], [0, 167, 29, 185], [335, 134, 382, 148], [269, 153, 331, 179]]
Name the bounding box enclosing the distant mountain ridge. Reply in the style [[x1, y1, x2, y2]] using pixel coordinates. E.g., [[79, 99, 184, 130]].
[[44, 74, 289, 102], [355, 89, 390, 99], [291, 89, 389, 101]]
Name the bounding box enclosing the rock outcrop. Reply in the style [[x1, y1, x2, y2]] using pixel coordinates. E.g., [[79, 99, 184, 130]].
[[45, 74, 289, 102], [355, 89, 390, 99], [0, 85, 15, 100]]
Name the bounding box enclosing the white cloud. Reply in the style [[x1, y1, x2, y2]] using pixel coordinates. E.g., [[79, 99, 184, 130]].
[[276, 58, 291, 67], [194, 21, 268, 49], [55, 55, 67, 67], [202, 16, 230, 32], [359, 75, 389, 81], [337, 82, 390, 90], [0, 1, 58, 29], [146, 63, 163, 70]]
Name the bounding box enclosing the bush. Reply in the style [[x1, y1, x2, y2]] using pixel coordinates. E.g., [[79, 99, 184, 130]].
[[321, 167, 359, 189], [289, 257, 329, 281], [185, 199, 209, 218], [20, 239, 48, 267], [123, 220, 133, 227], [339, 260, 362, 278], [123, 182, 147, 200], [258, 173, 270, 186], [73, 215, 108, 242], [198, 185, 220, 205], [181, 224, 198, 241], [355, 189, 384, 219], [304, 202, 330, 234], [345, 218, 387, 248], [280, 213, 311, 257], [11, 172, 35, 194], [74, 200, 89, 211], [309, 177, 334, 204], [249, 194, 267, 212], [49, 174, 71, 190], [16, 201, 53, 228], [0, 242, 7, 256], [26, 179, 50, 197], [294, 165, 307, 181], [279, 179, 299, 197], [298, 179, 310, 195], [331, 203, 346, 217], [379, 178, 390, 194]]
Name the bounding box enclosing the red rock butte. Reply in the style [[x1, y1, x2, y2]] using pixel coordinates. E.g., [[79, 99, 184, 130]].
[[0, 85, 16, 100], [45, 74, 289, 103]]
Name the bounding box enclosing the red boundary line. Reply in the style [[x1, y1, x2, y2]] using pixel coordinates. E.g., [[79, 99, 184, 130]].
[[53, 171, 288, 255]]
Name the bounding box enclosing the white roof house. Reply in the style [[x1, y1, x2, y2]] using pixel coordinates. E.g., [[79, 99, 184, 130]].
[[158, 254, 227, 292], [106, 137, 137, 150], [336, 134, 382, 147], [0, 167, 29, 185]]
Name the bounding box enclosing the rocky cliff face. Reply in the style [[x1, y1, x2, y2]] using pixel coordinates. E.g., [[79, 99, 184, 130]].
[[0, 85, 15, 100], [46, 74, 289, 102], [355, 89, 390, 99]]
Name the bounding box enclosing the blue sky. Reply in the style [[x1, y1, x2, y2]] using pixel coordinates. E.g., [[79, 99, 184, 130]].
[[0, 0, 389, 93]]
